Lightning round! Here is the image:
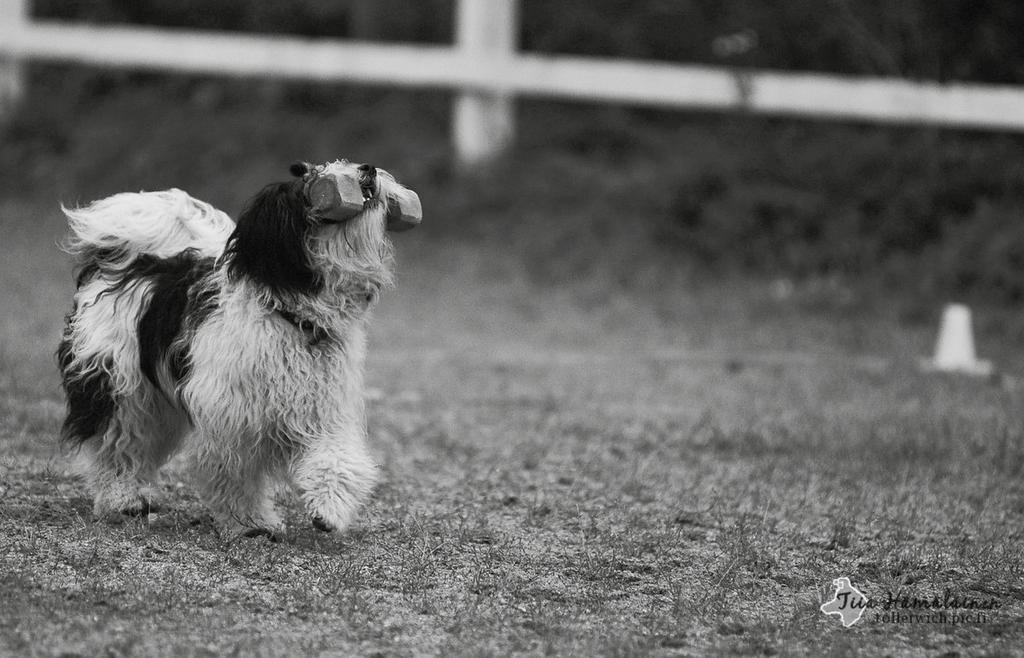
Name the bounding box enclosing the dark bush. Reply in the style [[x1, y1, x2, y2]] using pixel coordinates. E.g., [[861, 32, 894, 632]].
[[658, 123, 1024, 298]]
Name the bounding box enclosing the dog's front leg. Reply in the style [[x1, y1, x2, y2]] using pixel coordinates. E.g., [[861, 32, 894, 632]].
[[289, 426, 379, 533], [192, 445, 285, 540]]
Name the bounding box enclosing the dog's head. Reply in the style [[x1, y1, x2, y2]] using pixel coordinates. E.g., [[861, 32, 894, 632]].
[[225, 160, 420, 297]]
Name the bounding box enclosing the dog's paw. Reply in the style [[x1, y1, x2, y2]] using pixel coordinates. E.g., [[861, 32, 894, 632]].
[[300, 486, 367, 535], [120, 496, 153, 517], [218, 516, 285, 542], [219, 524, 283, 542], [240, 527, 282, 542], [93, 490, 153, 522]]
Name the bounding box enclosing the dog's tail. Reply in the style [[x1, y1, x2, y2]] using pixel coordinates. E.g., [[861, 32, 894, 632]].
[[62, 189, 235, 278]]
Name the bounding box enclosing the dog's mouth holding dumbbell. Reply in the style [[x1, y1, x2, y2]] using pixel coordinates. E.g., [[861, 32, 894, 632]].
[[292, 160, 421, 231], [57, 159, 420, 540]]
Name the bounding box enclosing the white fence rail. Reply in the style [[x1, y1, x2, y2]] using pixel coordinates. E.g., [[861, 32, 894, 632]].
[[4, 0, 1024, 164]]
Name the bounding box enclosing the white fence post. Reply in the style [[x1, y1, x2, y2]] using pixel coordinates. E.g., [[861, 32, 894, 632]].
[[453, 0, 517, 166], [0, 0, 27, 120]]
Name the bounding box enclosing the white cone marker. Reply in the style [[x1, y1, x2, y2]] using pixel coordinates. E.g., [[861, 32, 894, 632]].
[[922, 304, 993, 376]]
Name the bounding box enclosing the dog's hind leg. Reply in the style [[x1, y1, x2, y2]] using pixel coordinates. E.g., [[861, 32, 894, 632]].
[[290, 426, 379, 533], [78, 442, 151, 518], [78, 391, 188, 519]]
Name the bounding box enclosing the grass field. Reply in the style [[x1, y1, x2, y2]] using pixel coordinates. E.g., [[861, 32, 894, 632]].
[[1, 195, 1022, 657]]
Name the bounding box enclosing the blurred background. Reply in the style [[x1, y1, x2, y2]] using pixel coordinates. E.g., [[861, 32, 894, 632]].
[[4, 0, 1024, 383]]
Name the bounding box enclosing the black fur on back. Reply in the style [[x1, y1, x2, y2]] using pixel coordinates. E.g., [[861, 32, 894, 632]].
[[57, 317, 116, 447], [134, 252, 218, 392], [223, 180, 321, 297], [57, 251, 218, 446]]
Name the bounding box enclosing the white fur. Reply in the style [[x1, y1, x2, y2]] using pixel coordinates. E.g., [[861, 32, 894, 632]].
[[62, 188, 234, 264], [59, 162, 406, 538]]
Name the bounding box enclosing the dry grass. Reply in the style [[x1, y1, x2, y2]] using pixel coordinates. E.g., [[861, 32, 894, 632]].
[[1, 201, 1023, 656]]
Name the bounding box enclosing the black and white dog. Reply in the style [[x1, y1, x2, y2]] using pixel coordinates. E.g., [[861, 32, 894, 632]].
[[57, 160, 420, 538]]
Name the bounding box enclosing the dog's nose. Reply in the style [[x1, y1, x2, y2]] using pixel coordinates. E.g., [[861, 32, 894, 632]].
[[357, 164, 377, 199], [357, 164, 376, 183]]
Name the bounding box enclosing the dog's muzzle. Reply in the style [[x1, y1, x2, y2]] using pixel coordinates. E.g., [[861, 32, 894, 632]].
[[299, 163, 422, 232]]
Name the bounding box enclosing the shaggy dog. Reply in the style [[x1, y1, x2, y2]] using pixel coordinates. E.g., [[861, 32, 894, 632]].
[[57, 160, 421, 538]]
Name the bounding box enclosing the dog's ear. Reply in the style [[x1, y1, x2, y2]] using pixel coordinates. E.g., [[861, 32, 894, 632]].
[[224, 181, 320, 296]]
